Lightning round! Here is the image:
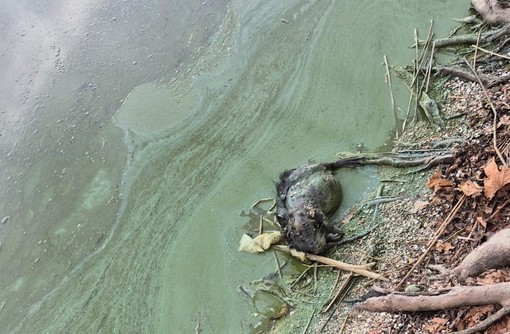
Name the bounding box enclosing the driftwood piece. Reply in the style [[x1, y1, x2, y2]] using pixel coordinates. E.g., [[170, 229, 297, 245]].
[[273, 245, 388, 281]]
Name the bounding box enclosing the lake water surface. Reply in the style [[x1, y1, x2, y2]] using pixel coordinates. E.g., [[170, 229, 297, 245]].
[[0, 1, 468, 332]]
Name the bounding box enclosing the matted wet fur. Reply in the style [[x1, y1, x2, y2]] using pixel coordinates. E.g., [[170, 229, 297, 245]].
[[275, 157, 363, 254]]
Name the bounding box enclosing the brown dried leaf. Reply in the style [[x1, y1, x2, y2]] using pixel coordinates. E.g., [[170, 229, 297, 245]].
[[423, 317, 448, 333], [436, 241, 454, 253], [427, 171, 453, 192], [431, 317, 448, 325], [490, 315, 510, 334], [458, 180, 483, 197], [410, 200, 429, 214], [483, 159, 510, 199], [497, 114, 510, 128]]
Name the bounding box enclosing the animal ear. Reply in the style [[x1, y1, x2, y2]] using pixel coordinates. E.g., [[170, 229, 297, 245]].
[[276, 209, 289, 226]]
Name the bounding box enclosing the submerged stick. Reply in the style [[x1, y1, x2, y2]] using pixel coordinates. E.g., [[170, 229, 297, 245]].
[[383, 55, 398, 137]]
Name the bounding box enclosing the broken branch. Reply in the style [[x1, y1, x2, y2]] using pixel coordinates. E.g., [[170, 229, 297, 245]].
[[273, 245, 388, 281]]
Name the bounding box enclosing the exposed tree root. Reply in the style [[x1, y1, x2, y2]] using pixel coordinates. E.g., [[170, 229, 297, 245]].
[[358, 228, 510, 333], [358, 283, 510, 334], [336, 151, 455, 170], [429, 26, 510, 49], [438, 66, 503, 87], [453, 228, 510, 282]]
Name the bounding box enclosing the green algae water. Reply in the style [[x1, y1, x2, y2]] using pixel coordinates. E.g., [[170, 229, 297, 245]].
[[0, 0, 468, 332]]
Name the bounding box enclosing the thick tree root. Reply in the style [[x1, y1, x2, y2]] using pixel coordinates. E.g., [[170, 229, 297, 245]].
[[453, 228, 510, 282], [357, 283, 510, 334]]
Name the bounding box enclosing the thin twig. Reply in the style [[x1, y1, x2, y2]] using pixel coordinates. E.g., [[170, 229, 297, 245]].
[[384, 55, 398, 138], [402, 93, 415, 132], [323, 272, 355, 313], [273, 245, 388, 281], [413, 30, 421, 124], [472, 29, 482, 68], [302, 309, 316, 334], [313, 263, 318, 294], [463, 58, 507, 167], [328, 270, 342, 300], [291, 266, 313, 288], [338, 312, 350, 334], [425, 41, 435, 92], [258, 214, 264, 235], [273, 250, 283, 279], [251, 197, 275, 209], [396, 195, 466, 290], [472, 44, 510, 60], [319, 278, 357, 333]]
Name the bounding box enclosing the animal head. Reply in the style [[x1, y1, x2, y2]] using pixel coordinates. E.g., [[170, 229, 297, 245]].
[[283, 210, 327, 254]]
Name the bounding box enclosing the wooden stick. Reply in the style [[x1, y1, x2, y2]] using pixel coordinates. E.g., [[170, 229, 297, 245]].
[[425, 41, 435, 92], [323, 272, 355, 313], [472, 29, 482, 68], [383, 55, 398, 138], [273, 250, 283, 279], [302, 309, 315, 334], [273, 245, 388, 281], [251, 197, 275, 209], [472, 44, 510, 60]]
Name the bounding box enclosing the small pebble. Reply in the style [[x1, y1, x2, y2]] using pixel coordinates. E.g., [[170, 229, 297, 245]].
[[1, 216, 9, 224]]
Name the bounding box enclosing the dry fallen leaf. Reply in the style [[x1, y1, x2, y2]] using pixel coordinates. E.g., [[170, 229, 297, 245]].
[[483, 159, 510, 199], [423, 317, 448, 333], [431, 317, 448, 325], [427, 171, 453, 192], [410, 200, 429, 214], [497, 114, 510, 128], [458, 180, 483, 197], [436, 241, 454, 253]]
